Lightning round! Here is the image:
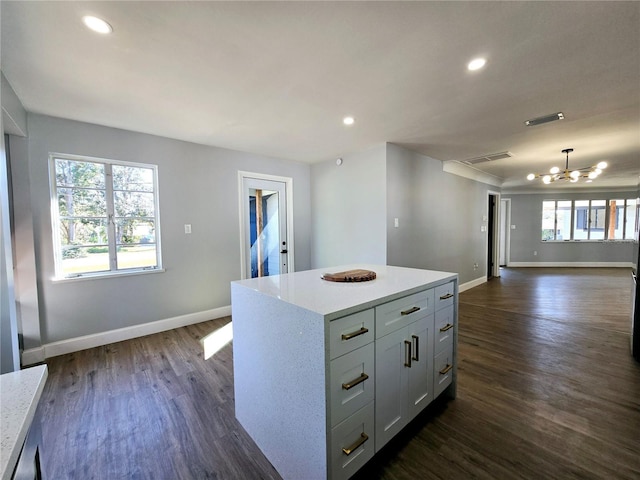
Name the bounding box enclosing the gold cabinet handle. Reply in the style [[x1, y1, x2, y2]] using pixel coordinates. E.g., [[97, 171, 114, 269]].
[[342, 373, 369, 390], [401, 306, 420, 316], [439, 293, 454, 300], [439, 364, 453, 375], [411, 334, 419, 361], [404, 340, 412, 367], [342, 432, 369, 456], [341, 327, 369, 341], [439, 323, 454, 332]]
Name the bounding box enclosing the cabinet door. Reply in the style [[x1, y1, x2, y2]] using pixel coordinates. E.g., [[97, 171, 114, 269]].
[[406, 315, 434, 419], [374, 327, 409, 451]]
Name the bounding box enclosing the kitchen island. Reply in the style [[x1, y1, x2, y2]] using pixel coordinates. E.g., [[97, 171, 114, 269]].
[[232, 264, 458, 480]]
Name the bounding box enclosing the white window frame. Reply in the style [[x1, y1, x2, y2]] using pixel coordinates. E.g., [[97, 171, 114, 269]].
[[49, 153, 163, 280], [541, 198, 636, 242]]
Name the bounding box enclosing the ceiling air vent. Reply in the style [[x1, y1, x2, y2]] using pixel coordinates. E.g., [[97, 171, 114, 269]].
[[524, 112, 564, 126], [462, 151, 513, 166]]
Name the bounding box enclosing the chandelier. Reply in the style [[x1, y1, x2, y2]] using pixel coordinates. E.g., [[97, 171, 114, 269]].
[[527, 148, 607, 184]]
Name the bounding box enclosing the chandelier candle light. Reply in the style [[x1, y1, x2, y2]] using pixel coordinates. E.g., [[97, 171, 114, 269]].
[[527, 148, 607, 184]]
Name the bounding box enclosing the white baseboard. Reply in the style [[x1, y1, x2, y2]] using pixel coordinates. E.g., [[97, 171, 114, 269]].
[[460, 276, 487, 292], [508, 262, 633, 268], [21, 305, 231, 366]]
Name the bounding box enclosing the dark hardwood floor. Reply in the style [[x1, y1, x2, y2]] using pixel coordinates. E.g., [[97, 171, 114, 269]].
[[37, 268, 640, 479]]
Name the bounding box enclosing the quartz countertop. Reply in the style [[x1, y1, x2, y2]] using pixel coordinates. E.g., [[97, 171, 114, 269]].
[[1, 364, 48, 480], [232, 264, 457, 319]]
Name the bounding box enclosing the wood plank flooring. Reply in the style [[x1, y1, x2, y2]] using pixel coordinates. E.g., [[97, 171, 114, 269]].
[[36, 268, 640, 479]]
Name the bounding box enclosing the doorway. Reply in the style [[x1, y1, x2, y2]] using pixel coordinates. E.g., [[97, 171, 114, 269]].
[[487, 191, 500, 279], [238, 172, 294, 279]]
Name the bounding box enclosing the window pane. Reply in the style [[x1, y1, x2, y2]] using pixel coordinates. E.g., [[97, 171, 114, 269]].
[[116, 245, 157, 270], [59, 219, 109, 246], [115, 219, 155, 245], [574, 200, 589, 239], [114, 191, 155, 217], [609, 199, 625, 240], [112, 165, 154, 192], [55, 159, 105, 188], [625, 199, 638, 240], [556, 201, 572, 240], [590, 200, 606, 239], [58, 188, 107, 217], [60, 246, 110, 276], [542, 201, 556, 240]]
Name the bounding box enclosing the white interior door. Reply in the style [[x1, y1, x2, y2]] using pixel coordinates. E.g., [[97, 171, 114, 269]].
[[239, 173, 293, 279]]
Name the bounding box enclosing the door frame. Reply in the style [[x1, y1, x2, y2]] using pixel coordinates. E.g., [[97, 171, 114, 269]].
[[238, 171, 294, 279], [487, 190, 501, 279], [499, 197, 511, 267]]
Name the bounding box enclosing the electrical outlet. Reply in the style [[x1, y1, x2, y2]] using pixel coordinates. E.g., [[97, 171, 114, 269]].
[[533, 250, 537, 256]]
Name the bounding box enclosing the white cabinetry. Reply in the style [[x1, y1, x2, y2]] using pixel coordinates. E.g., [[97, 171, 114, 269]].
[[329, 310, 376, 479], [374, 290, 435, 450], [232, 265, 458, 480]]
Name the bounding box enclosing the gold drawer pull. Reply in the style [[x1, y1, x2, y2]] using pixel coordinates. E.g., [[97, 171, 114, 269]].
[[439, 364, 453, 375], [342, 432, 369, 456], [404, 340, 412, 367], [341, 327, 369, 341], [411, 335, 419, 361], [439, 323, 454, 332], [439, 293, 454, 300], [342, 373, 369, 390], [401, 306, 420, 316]]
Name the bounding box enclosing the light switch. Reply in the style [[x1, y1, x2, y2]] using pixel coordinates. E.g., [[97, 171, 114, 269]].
[[511, 225, 516, 230], [184, 224, 192, 234], [394, 218, 399, 228]]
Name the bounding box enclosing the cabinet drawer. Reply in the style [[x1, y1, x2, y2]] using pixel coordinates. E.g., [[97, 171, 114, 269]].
[[434, 305, 455, 356], [330, 402, 375, 480], [434, 343, 454, 399], [330, 343, 375, 427], [434, 281, 455, 311], [329, 309, 375, 359], [375, 290, 434, 338]]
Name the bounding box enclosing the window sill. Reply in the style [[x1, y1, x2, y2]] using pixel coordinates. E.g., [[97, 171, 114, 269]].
[[52, 267, 165, 283]]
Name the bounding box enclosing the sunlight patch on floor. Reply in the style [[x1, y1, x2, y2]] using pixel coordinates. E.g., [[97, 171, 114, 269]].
[[202, 322, 233, 360]]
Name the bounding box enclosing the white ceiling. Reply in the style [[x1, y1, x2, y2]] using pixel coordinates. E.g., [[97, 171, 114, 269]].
[[2, 1, 639, 191]]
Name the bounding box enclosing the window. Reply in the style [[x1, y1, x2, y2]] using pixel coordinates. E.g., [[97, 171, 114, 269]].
[[542, 200, 572, 240], [541, 198, 636, 242], [50, 154, 161, 278]]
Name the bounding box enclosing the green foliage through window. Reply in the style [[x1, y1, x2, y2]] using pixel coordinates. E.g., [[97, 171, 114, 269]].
[[51, 154, 162, 278]]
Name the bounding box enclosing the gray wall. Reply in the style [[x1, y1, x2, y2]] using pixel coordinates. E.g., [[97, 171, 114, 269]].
[[310, 145, 387, 268], [310, 142, 495, 285], [18, 114, 311, 345], [504, 191, 636, 264], [386, 144, 494, 284]]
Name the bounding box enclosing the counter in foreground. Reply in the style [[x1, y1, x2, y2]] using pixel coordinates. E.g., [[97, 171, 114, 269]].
[[232, 265, 458, 480], [1, 364, 48, 480]]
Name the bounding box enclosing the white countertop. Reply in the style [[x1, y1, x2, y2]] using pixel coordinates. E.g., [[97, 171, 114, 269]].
[[232, 264, 457, 319], [0, 364, 48, 480]]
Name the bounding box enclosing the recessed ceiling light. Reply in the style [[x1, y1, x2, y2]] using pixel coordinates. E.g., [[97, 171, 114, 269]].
[[82, 15, 113, 34], [343, 116, 355, 126], [467, 58, 486, 71]]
